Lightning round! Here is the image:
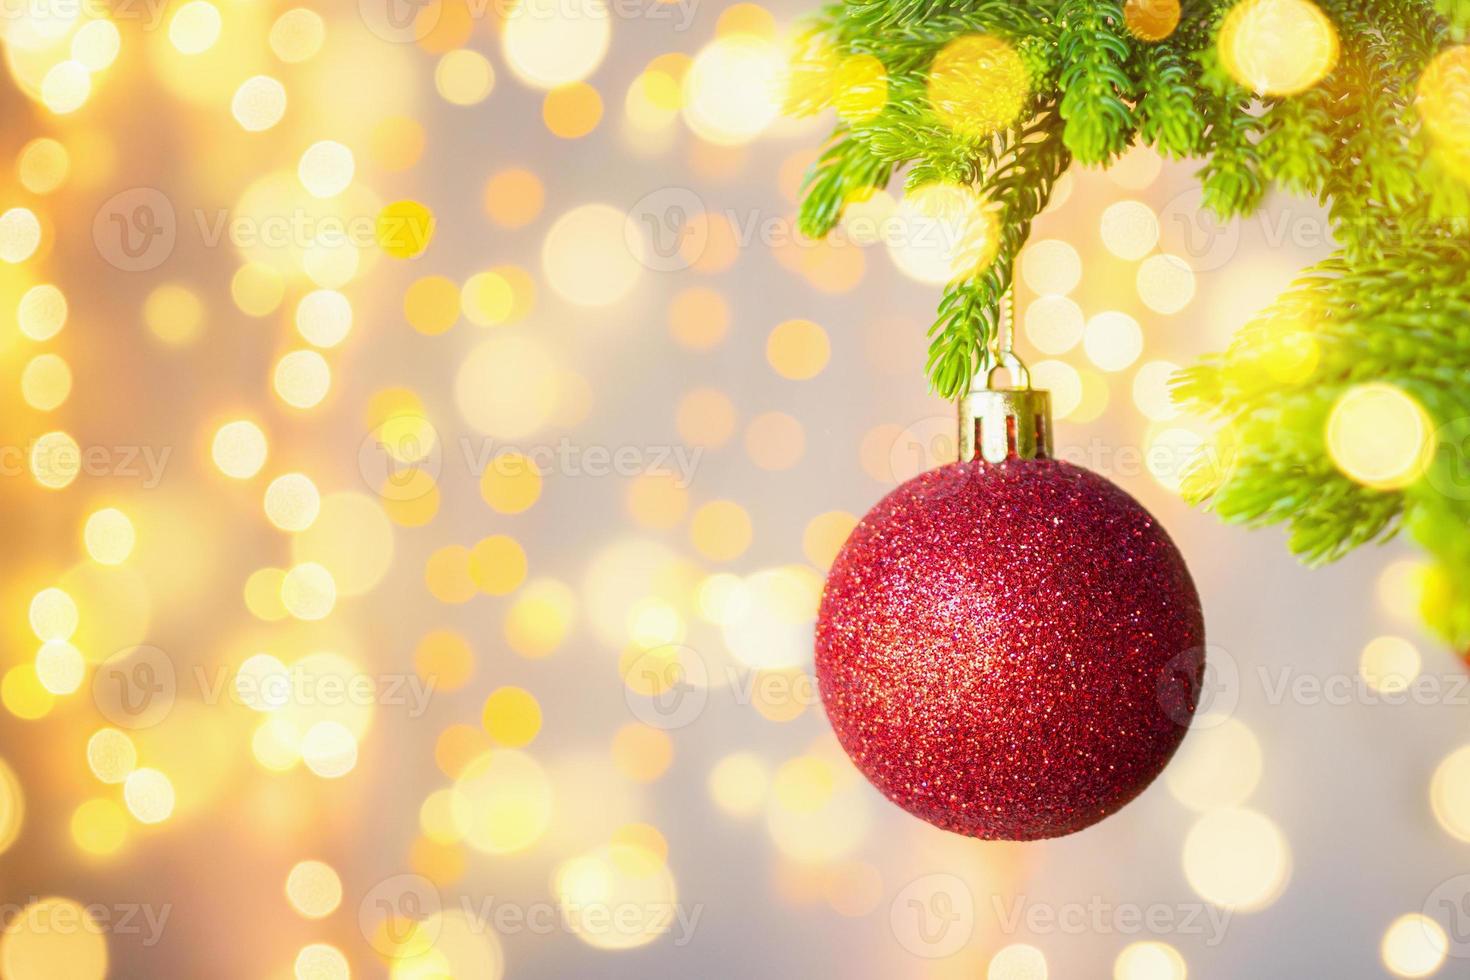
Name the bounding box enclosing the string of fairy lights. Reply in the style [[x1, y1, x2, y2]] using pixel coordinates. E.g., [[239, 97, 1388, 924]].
[[0, 0, 1465, 977]]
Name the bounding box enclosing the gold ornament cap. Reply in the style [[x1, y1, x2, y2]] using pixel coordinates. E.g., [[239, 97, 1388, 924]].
[[958, 351, 1054, 464]]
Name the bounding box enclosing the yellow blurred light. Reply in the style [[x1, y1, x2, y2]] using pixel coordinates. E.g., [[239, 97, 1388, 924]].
[[244, 567, 289, 621], [470, 534, 528, 596], [437, 49, 495, 106], [274, 350, 332, 409], [1431, 745, 1470, 841], [370, 115, 426, 172], [766, 318, 830, 380], [71, 20, 119, 71], [251, 718, 301, 772], [71, 798, 127, 857], [1113, 941, 1187, 980], [480, 453, 542, 514], [294, 943, 349, 980], [86, 728, 137, 784], [1146, 425, 1208, 494], [21, 354, 71, 411], [802, 511, 857, 570], [627, 472, 690, 529], [123, 768, 175, 824], [0, 208, 42, 263], [35, 640, 83, 695], [18, 284, 67, 340], [745, 412, 805, 470], [1182, 808, 1290, 910], [0, 898, 108, 979], [721, 566, 822, 669], [542, 203, 642, 306], [414, 631, 474, 691], [1417, 46, 1470, 160], [0, 759, 22, 853], [405, 275, 461, 334], [927, 34, 1029, 137], [1124, 0, 1182, 41], [298, 141, 354, 198], [683, 34, 785, 144], [387, 909, 504, 978], [690, 500, 753, 561], [378, 200, 435, 259], [29, 587, 77, 641], [281, 562, 336, 620], [169, 1, 221, 53], [1084, 311, 1144, 372], [17, 138, 70, 195], [504, 579, 577, 658], [833, 54, 887, 123], [1100, 200, 1160, 259], [544, 82, 603, 138], [1, 666, 52, 720], [457, 334, 560, 439], [30, 431, 80, 489], [1024, 295, 1085, 354], [1133, 360, 1181, 421], [285, 860, 342, 919], [451, 750, 552, 854], [436, 724, 490, 780], [1381, 914, 1449, 978], [143, 283, 204, 346], [554, 844, 678, 950], [1326, 383, 1435, 490], [1219, 0, 1338, 96], [888, 183, 999, 285], [295, 289, 352, 347], [264, 473, 321, 532], [1360, 635, 1421, 694], [1165, 716, 1261, 811], [675, 387, 736, 447], [40, 61, 90, 114], [1377, 560, 1427, 622], [988, 944, 1048, 980], [270, 8, 325, 63], [426, 546, 478, 604], [482, 687, 542, 747], [484, 169, 545, 229], [232, 75, 288, 132], [459, 266, 530, 326], [708, 752, 769, 817], [502, 0, 610, 88], [1110, 143, 1166, 189], [667, 286, 730, 350], [212, 420, 269, 479], [231, 262, 285, 316], [301, 721, 358, 778], [1137, 253, 1196, 314]]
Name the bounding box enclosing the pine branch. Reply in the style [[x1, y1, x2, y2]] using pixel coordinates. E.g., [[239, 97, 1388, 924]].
[[1056, 0, 1136, 165]]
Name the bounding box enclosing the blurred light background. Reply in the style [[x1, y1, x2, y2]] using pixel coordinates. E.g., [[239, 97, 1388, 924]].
[[0, 1, 1463, 978]]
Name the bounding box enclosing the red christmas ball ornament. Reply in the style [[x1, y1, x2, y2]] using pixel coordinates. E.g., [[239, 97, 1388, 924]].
[[816, 376, 1205, 841]]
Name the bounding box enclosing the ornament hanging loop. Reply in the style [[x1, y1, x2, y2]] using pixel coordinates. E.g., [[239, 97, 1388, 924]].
[[958, 281, 1054, 465]]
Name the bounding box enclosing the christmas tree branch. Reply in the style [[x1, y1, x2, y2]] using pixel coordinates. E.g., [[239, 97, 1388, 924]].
[[794, 0, 1470, 644]]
